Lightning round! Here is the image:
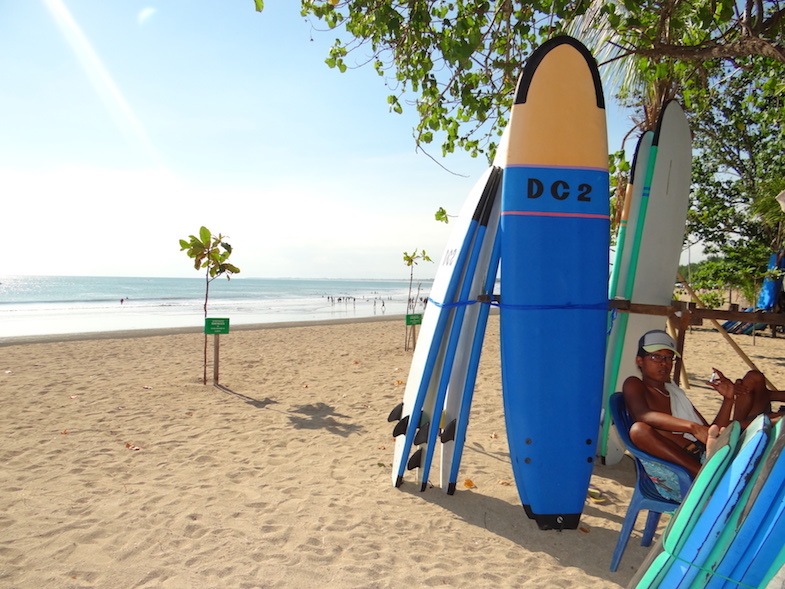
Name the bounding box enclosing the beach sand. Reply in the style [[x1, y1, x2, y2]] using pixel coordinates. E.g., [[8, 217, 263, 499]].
[[2, 316, 785, 588]]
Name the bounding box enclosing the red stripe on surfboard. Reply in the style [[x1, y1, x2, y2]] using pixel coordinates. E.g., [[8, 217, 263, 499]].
[[502, 211, 610, 220]]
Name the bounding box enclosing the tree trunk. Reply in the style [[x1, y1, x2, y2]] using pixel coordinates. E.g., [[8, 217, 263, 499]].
[[202, 273, 211, 385]]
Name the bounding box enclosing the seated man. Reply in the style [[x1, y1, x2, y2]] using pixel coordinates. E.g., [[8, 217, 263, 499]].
[[622, 330, 741, 477]]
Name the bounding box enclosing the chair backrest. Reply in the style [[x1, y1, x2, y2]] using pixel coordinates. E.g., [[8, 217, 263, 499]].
[[609, 392, 693, 501]]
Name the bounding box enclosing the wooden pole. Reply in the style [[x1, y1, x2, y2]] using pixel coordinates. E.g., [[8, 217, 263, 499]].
[[676, 272, 777, 390], [213, 334, 220, 385], [668, 314, 691, 388]]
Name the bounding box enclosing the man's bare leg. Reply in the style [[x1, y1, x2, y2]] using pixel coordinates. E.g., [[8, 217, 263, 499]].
[[629, 421, 702, 478]]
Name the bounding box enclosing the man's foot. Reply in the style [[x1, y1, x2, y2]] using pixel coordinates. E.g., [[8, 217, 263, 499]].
[[706, 424, 723, 459]]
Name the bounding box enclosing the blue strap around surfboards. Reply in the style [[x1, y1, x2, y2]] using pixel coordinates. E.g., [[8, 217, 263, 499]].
[[498, 301, 607, 311], [427, 297, 481, 309]]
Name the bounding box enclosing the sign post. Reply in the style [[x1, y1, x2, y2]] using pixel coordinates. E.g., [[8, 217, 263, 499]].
[[405, 313, 423, 351], [204, 318, 230, 384]]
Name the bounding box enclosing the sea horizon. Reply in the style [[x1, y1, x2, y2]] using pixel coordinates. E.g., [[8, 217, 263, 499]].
[[0, 275, 433, 340]]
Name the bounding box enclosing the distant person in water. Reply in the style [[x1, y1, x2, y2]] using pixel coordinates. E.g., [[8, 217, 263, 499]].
[[622, 330, 744, 477]]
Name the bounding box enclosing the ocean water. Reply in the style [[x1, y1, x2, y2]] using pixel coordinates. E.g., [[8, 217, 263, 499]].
[[0, 275, 431, 339]]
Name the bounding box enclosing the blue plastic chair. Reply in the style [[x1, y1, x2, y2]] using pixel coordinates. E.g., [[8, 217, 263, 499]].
[[609, 392, 694, 572]]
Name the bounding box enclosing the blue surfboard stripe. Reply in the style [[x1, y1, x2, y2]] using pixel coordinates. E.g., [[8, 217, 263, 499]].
[[502, 167, 609, 218], [393, 174, 497, 486], [415, 168, 502, 490], [446, 211, 503, 492], [427, 298, 481, 309]]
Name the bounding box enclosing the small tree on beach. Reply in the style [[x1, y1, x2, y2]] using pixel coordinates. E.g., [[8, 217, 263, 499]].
[[403, 248, 432, 351], [180, 226, 240, 385]]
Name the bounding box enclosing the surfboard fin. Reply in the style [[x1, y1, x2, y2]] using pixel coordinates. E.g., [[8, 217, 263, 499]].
[[387, 402, 403, 423], [440, 419, 457, 443], [413, 421, 430, 446], [407, 448, 422, 471], [391, 415, 409, 438]]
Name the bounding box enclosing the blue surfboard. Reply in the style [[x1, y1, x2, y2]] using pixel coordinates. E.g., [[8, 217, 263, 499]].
[[499, 36, 609, 529], [702, 419, 785, 588]]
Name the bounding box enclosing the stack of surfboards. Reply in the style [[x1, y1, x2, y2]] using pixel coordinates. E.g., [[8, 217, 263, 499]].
[[389, 35, 611, 530], [599, 100, 693, 465], [388, 139, 505, 494], [630, 415, 785, 587]]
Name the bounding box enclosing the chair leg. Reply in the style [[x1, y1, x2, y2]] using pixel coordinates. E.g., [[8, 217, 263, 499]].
[[641, 510, 662, 547], [610, 507, 640, 572]]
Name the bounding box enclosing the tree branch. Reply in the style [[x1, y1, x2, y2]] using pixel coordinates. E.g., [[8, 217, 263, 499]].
[[638, 37, 785, 63]]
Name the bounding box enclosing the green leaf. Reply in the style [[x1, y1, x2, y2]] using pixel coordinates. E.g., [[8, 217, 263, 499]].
[[434, 207, 449, 223]]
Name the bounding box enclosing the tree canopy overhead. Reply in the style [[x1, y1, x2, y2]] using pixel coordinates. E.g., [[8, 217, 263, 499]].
[[253, 1, 785, 158]]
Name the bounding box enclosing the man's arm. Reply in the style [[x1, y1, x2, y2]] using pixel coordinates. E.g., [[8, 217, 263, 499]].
[[621, 376, 707, 439]]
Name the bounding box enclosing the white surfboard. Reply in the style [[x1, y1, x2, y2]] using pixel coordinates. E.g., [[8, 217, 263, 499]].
[[600, 131, 653, 464], [603, 101, 692, 465]]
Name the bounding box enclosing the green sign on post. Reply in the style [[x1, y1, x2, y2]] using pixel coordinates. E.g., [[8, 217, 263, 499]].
[[205, 317, 230, 335], [405, 313, 423, 326]]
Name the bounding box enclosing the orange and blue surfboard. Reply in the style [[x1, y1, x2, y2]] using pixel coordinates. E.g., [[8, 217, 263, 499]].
[[499, 36, 609, 529]]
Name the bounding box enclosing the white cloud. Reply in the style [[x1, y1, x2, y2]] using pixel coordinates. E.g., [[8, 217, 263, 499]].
[[2, 164, 457, 279]]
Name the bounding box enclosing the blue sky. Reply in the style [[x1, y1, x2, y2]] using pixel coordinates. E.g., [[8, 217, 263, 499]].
[[2, 1, 639, 279]]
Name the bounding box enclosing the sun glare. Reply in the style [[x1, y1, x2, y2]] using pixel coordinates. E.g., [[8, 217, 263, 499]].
[[42, 0, 162, 166]]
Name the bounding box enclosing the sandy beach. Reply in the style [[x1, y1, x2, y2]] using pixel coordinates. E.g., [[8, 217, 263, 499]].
[[2, 316, 785, 588]]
